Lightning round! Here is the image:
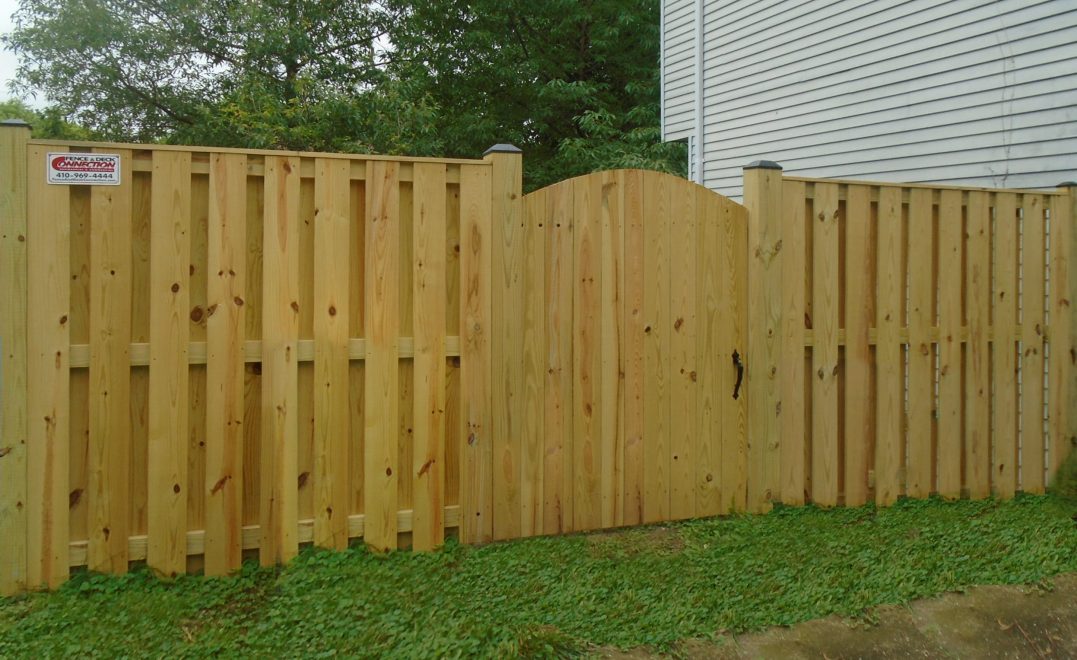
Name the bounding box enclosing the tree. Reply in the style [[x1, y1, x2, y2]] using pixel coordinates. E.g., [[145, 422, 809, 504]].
[[5, 0, 440, 153], [0, 98, 96, 140], [382, 0, 685, 188]]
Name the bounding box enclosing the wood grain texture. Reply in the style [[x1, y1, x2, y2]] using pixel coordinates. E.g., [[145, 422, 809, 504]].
[[204, 153, 247, 575], [722, 196, 749, 514], [312, 158, 351, 550], [521, 183, 546, 536], [147, 150, 191, 578], [875, 186, 903, 506], [906, 188, 934, 498], [1048, 190, 1073, 483], [965, 191, 991, 499], [411, 163, 446, 550], [811, 182, 839, 506], [992, 193, 1018, 498], [843, 185, 872, 506], [363, 160, 400, 551], [260, 155, 300, 565], [1019, 195, 1046, 494], [543, 180, 574, 535], [779, 181, 807, 506], [642, 172, 670, 523], [488, 150, 523, 540], [743, 166, 783, 512], [88, 149, 133, 573], [669, 179, 697, 520], [0, 123, 30, 594], [936, 190, 963, 499], [621, 171, 645, 526], [25, 145, 70, 588], [573, 175, 602, 531], [695, 189, 722, 517], [599, 172, 623, 528], [458, 164, 492, 544]]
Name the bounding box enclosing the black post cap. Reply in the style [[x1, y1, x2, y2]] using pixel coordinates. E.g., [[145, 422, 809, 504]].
[[744, 160, 782, 171], [1, 118, 31, 128], [1057, 181, 1077, 188], [483, 143, 523, 156]]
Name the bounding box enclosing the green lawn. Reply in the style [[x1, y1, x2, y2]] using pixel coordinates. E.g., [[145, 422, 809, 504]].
[[2, 495, 1075, 657]]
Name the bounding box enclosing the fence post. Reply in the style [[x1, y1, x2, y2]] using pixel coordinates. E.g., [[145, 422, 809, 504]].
[[482, 144, 523, 540], [742, 161, 784, 513], [0, 119, 30, 595], [1052, 182, 1076, 483]]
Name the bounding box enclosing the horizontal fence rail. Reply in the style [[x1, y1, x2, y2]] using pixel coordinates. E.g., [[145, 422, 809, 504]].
[[0, 126, 1074, 595]]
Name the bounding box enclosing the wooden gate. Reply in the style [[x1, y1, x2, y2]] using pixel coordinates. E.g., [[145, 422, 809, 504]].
[[487, 169, 750, 537]]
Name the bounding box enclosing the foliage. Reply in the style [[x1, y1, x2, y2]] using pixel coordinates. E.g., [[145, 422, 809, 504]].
[[3, 0, 438, 153], [5, 0, 686, 187], [1, 495, 1074, 657], [0, 98, 96, 140], [383, 0, 686, 189]]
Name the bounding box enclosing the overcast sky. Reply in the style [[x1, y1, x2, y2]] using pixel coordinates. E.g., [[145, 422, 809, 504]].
[[0, 0, 37, 105]]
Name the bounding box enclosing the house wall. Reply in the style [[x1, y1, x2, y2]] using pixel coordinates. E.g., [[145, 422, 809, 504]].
[[662, 0, 1077, 198]]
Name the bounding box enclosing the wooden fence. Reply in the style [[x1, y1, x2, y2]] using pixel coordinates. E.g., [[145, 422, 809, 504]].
[[0, 125, 1074, 595]]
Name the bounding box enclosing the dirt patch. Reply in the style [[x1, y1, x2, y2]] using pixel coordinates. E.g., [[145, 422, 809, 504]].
[[601, 573, 1077, 659], [588, 526, 685, 559]]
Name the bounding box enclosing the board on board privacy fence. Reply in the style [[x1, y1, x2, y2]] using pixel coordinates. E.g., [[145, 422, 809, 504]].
[[0, 123, 1075, 595]]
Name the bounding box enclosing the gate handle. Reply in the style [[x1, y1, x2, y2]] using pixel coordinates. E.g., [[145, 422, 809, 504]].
[[732, 350, 744, 400]]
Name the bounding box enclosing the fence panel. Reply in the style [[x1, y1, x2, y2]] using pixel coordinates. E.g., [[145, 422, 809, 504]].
[[1, 131, 1074, 595]]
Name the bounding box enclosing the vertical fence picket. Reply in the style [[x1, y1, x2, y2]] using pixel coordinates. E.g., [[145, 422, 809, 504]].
[[907, 188, 934, 498], [312, 158, 350, 550], [412, 163, 446, 551], [260, 155, 300, 565], [780, 181, 807, 506], [811, 183, 840, 506], [522, 183, 546, 536], [0, 123, 30, 596], [844, 185, 872, 506], [621, 170, 645, 526], [696, 190, 722, 517], [88, 149, 133, 573], [600, 172, 622, 528], [875, 186, 903, 505], [147, 150, 191, 578], [204, 153, 246, 575], [1048, 187, 1074, 482], [937, 190, 963, 499], [642, 171, 671, 522], [669, 180, 697, 520], [573, 175, 601, 531], [1019, 195, 1046, 493], [993, 193, 1019, 498], [966, 191, 992, 499], [459, 163, 492, 544]]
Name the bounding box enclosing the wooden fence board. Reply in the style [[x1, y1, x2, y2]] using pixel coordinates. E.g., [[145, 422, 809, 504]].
[[1019, 195, 1046, 493], [669, 180, 697, 520], [521, 184, 546, 536], [411, 163, 446, 551], [260, 155, 300, 565], [1048, 190, 1073, 482], [780, 181, 807, 505], [621, 170, 645, 526], [459, 164, 492, 544], [543, 180, 574, 535], [696, 190, 722, 517], [0, 124, 29, 595], [907, 188, 934, 498], [26, 145, 71, 588], [642, 172, 670, 523], [147, 150, 191, 578], [204, 153, 247, 575], [966, 192, 991, 499], [363, 160, 400, 551], [599, 172, 623, 528], [844, 185, 872, 505], [811, 183, 840, 506], [88, 149, 133, 573], [875, 186, 902, 505], [937, 189, 963, 499], [992, 193, 1019, 498], [573, 176, 602, 531], [312, 158, 351, 550]]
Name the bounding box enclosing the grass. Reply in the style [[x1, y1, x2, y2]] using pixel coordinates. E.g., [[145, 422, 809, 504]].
[[1, 494, 1075, 657]]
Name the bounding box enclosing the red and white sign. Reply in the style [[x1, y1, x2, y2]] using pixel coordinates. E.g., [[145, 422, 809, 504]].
[[47, 153, 121, 185]]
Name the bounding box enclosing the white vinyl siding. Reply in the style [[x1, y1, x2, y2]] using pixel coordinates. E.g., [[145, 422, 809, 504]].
[[662, 0, 697, 140], [662, 0, 1077, 199]]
